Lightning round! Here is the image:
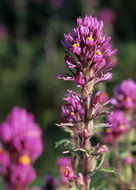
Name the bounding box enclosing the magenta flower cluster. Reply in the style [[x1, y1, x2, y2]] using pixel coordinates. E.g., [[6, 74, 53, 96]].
[[104, 79, 136, 144], [114, 79, 136, 110], [103, 110, 130, 144], [57, 15, 117, 138], [57, 15, 117, 88], [57, 15, 117, 189], [44, 156, 76, 189], [103, 79, 136, 189], [0, 107, 43, 190], [56, 156, 75, 186]]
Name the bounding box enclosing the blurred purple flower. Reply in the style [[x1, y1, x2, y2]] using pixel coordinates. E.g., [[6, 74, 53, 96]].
[[56, 157, 72, 186], [103, 134, 114, 145], [124, 155, 134, 165], [107, 55, 118, 67], [114, 79, 136, 110], [0, 146, 10, 167], [44, 176, 57, 190], [56, 156, 71, 168], [60, 174, 69, 186], [0, 106, 43, 162], [4, 163, 36, 190], [99, 8, 116, 24], [103, 110, 130, 143], [1, 153, 36, 190], [0, 146, 10, 176]]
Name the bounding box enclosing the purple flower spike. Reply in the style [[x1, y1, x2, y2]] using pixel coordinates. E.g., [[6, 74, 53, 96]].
[[57, 15, 117, 189], [0, 106, 43, 162], [114, 79, 136, 110], [58, 15, 117, 88], [0, 107, 43, 190]]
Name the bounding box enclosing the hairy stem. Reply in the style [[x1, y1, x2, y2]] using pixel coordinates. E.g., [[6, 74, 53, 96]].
[[83, 93, 91, 190], [81, 72, 94, 190], [83, 152, 89, 190], [72, 155, 78, 172]]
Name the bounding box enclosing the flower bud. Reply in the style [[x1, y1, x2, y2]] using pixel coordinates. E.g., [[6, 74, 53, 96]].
[[89, 155, 96, 172], [95, 145, 109, 155]]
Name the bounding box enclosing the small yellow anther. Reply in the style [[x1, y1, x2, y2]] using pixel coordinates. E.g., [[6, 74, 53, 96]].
[[19, 156, 30, 165], [64, 168, 69, 175], [126, 97, 132, 102], [100, 36, 105, 41], [106, 128, 112, 133], [0, 148, 4, 154], [87, 37, 94, 41], [96, 50, 102, 56], [70, 112, 75, 116], [73, 43, 79, 48], [119, 124, 125, 130]]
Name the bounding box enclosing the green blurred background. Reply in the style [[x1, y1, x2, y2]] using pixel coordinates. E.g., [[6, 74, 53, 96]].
[[0, 0, 135, 188]]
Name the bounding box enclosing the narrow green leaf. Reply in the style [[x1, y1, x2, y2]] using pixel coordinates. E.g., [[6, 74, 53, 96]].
[[94, 123, 108, 129], [96, 153, 105, 171], [64, 127, 74, 136], [99, 167, 116, 173], [55, 139, 71, 148]]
